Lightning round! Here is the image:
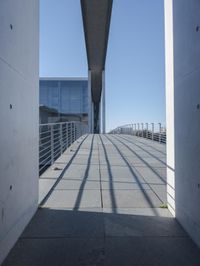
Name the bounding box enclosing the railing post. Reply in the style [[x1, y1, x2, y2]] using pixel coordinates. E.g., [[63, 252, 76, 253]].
[[66, 123, 69, 148], [72, 122, 75, 142], [70, 123, 73, 145], [146, 123, 148, 139], [137, 123, 140, 136], [141, 123, 144, 138], [151, 123, 154, 141], [50, 125, 54, 164], [39, 121, 88, 174], [74, 123, 76, 141], [134, 124, 136, 136], [78, 123, 80, 138], [60, 123, 63, 154], [74, 123, 77, 140], [158, 123, 161, 143]]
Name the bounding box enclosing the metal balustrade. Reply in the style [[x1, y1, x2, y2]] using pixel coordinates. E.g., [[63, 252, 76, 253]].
[[110, 123, 166, 144], [39, 121, 88, 174]]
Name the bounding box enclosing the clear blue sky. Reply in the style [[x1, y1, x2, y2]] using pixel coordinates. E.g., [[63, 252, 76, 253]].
[[40, 0, 165, 132]]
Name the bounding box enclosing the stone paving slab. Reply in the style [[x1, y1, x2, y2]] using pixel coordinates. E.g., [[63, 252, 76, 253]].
[[102, 207, 172, 217], [62, 164, 100, 180], [100, 165, 145, 180], [100, 176, 145, 184], [40, 166, 63, 179], [38, 179, 57, 204], [102, 189, 162, 208], [54, 179, 101, 190], [3, 237, 105, 266], [101, 180, 150, 190], [104, 212, 186, 237], [150, 184, 167, 202], [22, 208, 104, 238], [43, 189, 102, 209], [104, 236, 200, 266], [133, 166, 166, 184]]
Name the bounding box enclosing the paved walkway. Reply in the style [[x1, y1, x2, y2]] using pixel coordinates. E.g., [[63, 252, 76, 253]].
[[3, 134, 200, 266]]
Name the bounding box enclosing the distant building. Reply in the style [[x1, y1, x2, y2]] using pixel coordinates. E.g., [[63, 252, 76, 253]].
[[39, 77, 88, 124]]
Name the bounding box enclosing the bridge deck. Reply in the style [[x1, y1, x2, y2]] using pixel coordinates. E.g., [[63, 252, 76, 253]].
[[3, 135, 200, 266]]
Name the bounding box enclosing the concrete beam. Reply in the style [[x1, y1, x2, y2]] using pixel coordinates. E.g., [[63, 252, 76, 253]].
[[81, 0, 112, 104]]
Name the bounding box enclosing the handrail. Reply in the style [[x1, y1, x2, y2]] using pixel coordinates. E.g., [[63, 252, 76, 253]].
[[39, 121, 88, 175], [110, 123, 166, 144]]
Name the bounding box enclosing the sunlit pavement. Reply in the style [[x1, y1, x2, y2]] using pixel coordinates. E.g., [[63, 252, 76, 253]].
[[3, 135, 200, 266]]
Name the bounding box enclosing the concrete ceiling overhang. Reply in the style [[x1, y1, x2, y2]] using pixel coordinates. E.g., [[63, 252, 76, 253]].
[[81, 0, 113, 103]]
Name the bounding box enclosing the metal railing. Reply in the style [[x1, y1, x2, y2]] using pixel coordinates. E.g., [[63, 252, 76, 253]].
[[110, 123, 166, 144], [39, 121, 88, 174]]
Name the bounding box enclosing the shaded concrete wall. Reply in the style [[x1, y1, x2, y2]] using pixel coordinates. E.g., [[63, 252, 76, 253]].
[[0, 0, 39, 263], [165, 0, 200, 247]]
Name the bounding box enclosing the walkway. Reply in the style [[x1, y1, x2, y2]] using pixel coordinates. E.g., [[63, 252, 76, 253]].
[[3, 135, 200, 266]]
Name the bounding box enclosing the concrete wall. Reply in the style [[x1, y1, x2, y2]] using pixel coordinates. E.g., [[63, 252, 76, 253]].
[[165, 0, 200, 247], [0, 0, 39, 263]]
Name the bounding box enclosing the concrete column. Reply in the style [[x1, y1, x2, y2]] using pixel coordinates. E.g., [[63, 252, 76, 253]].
[[91, 102, 94, 133], [0, 0, 39, 263], [99, 94, 101, 133], [88, 70, 93, 133], [165, 0, 200, 247], [102, 70, 106, 133]]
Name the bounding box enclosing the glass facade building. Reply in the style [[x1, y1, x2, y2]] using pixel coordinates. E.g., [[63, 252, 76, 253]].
[[39, 78, 88, 124]]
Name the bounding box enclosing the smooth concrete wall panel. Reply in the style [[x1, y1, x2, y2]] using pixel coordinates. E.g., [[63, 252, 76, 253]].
[[0, 0, 39, 263], [164, 0, 175, 216], [0, 0, 38, 80], [165, 0, 200, 247]]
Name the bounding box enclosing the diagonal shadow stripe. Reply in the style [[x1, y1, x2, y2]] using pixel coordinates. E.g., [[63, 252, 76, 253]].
[[118, 135, 166, 165], [99, 135, 117, 213], [118, 135, 174, 172], [112, 135, 166, 184], [40, 134, 89, 206], [105, 135, 160, 215], [129, 135, 166, 155], [73, 135, 94, 210]]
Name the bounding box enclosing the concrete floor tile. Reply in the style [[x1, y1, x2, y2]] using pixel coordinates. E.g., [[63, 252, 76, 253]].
[[102, 207, 172, 217], [22, 208, 104, 238], [54, 179, 101, 190], [105, 237, 200, 266], [3, 238, 105, 266], [102, 189, 162, 208], [43, 189, 102, 209], [104, 212, 186, 237], [62, 165, 100, 180], [133, 166, 166, 184], [101, 180, 150, 190]]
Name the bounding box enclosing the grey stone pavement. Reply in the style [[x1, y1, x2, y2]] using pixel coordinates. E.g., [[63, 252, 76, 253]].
[[3, 134, 200, 266]]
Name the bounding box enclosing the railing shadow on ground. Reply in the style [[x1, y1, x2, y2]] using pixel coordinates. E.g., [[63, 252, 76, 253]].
[[73, 135, 95, 210], [108, 134, 176, 216], [104, 135, 160, 216], [110, 123, 166, 155], [111, 135, 166, 184], [116, 135, 175, 173], [99, 135, 118, 213], [39, 134, 89, 206], [118, 135, 166, 165]]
